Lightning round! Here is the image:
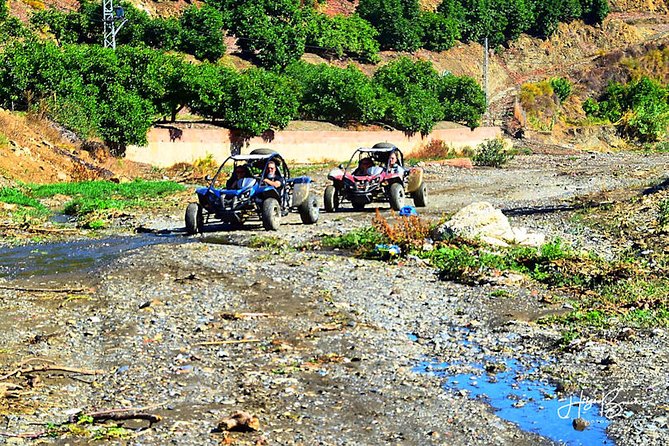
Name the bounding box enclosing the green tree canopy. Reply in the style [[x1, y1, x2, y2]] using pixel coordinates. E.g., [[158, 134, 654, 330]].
[[224, 0, 306, 69], [286, 62, 384, 124], [179, 5, 225, 62], [357, 0, 422, 52], [440, 74, 487, 128]]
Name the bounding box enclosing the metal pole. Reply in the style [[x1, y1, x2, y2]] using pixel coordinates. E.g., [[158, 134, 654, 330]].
[[483, 36, 489, 125]]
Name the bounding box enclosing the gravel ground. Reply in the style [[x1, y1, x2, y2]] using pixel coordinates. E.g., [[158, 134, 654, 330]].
[[1, 151, 668, 445]]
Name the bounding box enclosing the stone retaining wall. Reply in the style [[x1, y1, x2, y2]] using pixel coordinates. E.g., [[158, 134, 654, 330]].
[[126, 123, 501, 166]]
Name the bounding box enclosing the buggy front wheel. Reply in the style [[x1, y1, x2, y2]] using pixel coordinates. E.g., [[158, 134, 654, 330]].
[[185, 202, 203, 234], [413, 182, 428, 207], [299, 195, 319, 224], [388, 183, 405, 211], [324, 185, 339, 212], [261, 198, 281, 231]]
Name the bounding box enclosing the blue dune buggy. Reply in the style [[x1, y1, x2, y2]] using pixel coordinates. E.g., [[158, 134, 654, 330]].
[[185, 150, 319, 233]]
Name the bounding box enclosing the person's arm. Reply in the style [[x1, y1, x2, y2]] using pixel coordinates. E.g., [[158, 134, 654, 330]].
[[263, 176, 282, 188]]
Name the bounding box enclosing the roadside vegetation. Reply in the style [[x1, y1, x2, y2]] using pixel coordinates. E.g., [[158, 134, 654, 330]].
[[0, 180, 185, 227], [323, 199, 669, 338], [0, 0, 621, 154]]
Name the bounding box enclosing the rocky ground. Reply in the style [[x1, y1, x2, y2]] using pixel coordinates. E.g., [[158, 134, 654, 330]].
[[1, 150, 668, 445]]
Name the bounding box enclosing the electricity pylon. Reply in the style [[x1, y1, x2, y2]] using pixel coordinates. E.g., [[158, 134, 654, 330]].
[[103, 0, 127, 49]]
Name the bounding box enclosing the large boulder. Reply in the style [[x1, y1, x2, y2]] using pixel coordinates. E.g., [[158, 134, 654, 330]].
[[434, 201, 545, 247]]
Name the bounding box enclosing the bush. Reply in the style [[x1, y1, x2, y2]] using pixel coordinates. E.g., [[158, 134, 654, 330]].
[[374, 57, 443, 134], [304, 12, 379, 63], [372, 209, 431, 253], [473, 138, 514, 167], [408, 139, 453, 160], [440, 74, 486, 129], [179, 5, 225, 62], [550, 77, 572, 103], [587, 77, 669, 142], [287, 62, 384, 124], [228, 0, 306, 69], [357, 0, 422, 51], [322, 226, 386, 252], [419, 11, 459, 52], [659, 199, 669, 227]]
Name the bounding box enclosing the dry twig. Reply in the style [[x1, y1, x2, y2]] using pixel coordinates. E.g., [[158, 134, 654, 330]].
[[195, 339, 262, 346], [0, 284, 88, 293]]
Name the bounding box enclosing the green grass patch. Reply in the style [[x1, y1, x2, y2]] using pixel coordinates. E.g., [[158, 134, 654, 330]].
[[0, 186, 46, 209], [28, 179, 184, 216], [0, 186, 51, 221], [322, 226, 386, 252]]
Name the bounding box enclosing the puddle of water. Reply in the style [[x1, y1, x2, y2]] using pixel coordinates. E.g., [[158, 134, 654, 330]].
[[415, 357, 614, 445], [0, 234, 186, 280]]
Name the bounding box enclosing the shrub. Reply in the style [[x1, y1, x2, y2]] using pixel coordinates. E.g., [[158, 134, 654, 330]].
[[304, 12, 379, 63], [357, 0, 422, 51], [322, 226, 386, 252], [659, 199, 669, 227], [408, 139, 452, 160], [228, 0, 306, 69], [287, 62, 384, 124], [179, 5, 225, 62], [419, 11, 459, 52], [440, 74, 486, 129], [373, 57, 443, 134], [590, 77, 669, 142], [550, 77, 572, 103], [372, 209, 431, 253], [473, 138, 514, 167]]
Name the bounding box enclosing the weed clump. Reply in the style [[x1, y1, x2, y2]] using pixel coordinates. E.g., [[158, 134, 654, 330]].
[[473, 138, 514, 167]]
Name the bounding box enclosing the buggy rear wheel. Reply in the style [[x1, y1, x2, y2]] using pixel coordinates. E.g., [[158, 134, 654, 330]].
[[185, 202, 203, 234], [388, 183, 405, 211], [261, 197, 281, 231], [413, 182, 428, 207], [324, 185, 339, 212], [299, 194, 319, 224]]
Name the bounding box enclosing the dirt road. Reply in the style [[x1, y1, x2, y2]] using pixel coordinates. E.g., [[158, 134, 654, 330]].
[[1, 151, 668, 446]]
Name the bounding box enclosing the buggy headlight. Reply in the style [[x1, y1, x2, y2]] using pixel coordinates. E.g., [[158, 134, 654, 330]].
[[239, 190, 251, 201]]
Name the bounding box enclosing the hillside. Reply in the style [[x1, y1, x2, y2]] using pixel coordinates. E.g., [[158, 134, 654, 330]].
[[1, 0, 668, 185]]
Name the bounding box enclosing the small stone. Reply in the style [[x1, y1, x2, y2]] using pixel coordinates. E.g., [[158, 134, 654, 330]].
[[572, 417, 589, 431]]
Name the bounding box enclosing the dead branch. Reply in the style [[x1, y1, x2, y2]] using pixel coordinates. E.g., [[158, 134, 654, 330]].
[[68, 405, 164, 425], [0, 284, 89, 293], [1, 364, 103, 381], [195, 339, 262, 346], [0, 224, 78, 234], [0, 430, 47, 439], [220, 312, 271, 320]]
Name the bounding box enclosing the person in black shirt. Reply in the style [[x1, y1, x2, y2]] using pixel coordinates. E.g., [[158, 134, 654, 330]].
[[262, 160, 283, 189]]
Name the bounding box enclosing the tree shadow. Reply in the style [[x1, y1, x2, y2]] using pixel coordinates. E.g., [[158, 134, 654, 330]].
[[642, 177, 669, 195]]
